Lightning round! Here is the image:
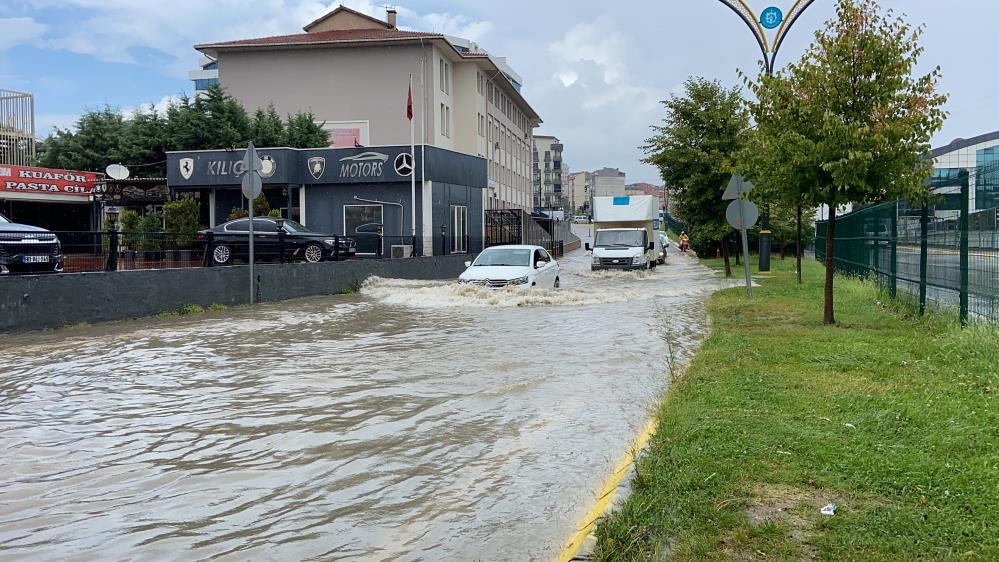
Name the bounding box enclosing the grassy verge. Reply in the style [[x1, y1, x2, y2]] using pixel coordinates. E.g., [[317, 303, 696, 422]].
[[594, 257, 999, 560]]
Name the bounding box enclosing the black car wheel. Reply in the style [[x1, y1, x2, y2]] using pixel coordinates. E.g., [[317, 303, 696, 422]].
[[213, 244, 233, 265], [304, 243, 324, 263]]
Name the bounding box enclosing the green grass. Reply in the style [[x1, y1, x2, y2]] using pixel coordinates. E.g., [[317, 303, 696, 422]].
[[594, 258, 999, 561]]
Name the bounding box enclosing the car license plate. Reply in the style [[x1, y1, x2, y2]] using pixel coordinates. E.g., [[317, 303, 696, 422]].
[[22, 255, 49, 263]]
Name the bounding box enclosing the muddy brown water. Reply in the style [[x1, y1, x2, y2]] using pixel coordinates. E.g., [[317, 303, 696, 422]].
[[0, 240, 725, 561]]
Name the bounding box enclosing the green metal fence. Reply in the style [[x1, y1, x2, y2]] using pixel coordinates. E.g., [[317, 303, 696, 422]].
[[816, 162, 999, 324]]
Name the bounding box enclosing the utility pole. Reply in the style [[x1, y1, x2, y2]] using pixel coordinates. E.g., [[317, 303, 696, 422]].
[[715, 0, 816, 273]]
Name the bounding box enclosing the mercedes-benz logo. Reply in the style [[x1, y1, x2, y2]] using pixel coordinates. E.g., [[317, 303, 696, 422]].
[[394, 152, 414, 177]]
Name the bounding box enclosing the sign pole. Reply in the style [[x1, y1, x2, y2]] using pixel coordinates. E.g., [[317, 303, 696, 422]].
[[409, 73, 417, 249], [248, 186, 255, 304]]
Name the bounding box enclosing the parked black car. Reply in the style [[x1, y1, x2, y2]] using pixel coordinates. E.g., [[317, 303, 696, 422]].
[[198, 217, 356, 265], [0, 213, 64, 275]]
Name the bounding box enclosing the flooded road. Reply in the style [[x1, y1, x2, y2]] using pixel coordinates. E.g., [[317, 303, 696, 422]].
[[0, 239, 725, 561]]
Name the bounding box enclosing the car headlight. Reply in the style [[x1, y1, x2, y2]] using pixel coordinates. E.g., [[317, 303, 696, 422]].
[[632, 255, 642, 265], [511, 275, 529, 285], [592, 256, 600, 265]]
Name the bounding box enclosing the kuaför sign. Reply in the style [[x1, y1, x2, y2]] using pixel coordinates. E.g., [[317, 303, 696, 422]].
[[0, 165, 98, 197]]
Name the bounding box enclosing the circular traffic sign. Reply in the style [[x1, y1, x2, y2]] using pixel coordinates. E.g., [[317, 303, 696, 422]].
[[726, 199, 760, 230], [241, 172, 262, 200], [760, 6, 783, 29]]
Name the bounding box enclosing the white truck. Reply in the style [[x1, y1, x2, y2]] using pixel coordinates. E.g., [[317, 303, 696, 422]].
[[586, 195, 661, 271]]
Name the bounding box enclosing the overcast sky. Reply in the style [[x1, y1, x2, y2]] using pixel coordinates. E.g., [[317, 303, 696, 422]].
[[2, 0, 996, 183]]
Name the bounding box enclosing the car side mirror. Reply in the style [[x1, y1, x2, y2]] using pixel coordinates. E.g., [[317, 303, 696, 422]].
[[464, 261, 471, 268], [536, 260, 546, 269], [648, 242, 655, 250], [585, 242, 591, 251]]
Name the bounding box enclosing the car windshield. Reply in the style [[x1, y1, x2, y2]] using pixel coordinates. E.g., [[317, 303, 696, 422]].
[[0, 214, 9, 224], [281, 220, 311, 233], [473, 248, 532, 267], [595, 230, 645, 248]]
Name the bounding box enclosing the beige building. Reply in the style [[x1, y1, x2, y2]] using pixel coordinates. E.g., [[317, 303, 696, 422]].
[[194, 6, 541, 210], [532, 135, 564, 209], [566, 171, 590, 214]]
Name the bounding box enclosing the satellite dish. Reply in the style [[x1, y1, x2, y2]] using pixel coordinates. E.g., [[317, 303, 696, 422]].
[[106, 163, 130, 180]]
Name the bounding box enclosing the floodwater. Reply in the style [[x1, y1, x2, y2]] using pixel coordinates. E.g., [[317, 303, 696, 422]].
[[0, 237, 725, 561]]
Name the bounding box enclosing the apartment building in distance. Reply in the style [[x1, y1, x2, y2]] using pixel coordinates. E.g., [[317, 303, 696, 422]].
[[532, 135, 564, 209], [193, 6, 541, 211], [566, 171, 590, 214], [625, 182, 663, 198]]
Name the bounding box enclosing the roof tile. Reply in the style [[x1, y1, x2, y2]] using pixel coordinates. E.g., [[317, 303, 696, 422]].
[[198, 28, 440, 49]]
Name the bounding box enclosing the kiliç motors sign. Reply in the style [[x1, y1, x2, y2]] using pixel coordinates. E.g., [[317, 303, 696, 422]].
[[0, 165, 98, 197]]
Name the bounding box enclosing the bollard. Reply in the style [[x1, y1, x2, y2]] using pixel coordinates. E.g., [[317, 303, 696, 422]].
[[105, 229, 119, 272], [204, 231, 215, 267], [278, 229, 286, 264]]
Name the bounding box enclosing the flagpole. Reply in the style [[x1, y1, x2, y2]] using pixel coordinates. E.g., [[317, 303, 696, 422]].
[[409, 73, 416, 249]]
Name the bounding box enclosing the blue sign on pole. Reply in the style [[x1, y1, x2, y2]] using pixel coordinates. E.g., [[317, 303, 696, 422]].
[[760, 6, 783, 29]]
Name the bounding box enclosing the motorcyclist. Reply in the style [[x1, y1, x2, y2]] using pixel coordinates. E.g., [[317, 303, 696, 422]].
[[679, 231, 690, 252]]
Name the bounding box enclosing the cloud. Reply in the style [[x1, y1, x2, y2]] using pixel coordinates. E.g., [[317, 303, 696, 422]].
[[35, 113, 79, 135], [0, 17, 46, 50]]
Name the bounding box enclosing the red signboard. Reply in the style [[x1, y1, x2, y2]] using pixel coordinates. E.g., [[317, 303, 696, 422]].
[[0, 165, 98, 197]]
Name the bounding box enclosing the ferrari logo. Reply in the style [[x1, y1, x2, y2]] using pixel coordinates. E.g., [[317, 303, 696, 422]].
[[179, 158, 194, 180]]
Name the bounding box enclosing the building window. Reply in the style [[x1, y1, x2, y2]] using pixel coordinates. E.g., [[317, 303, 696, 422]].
[[445, 106, 451, 138], [452, 205, 468, 253], [444, 62, 450, 95], [439, 58, 445, 92], [440, 103, 446, 136], [478, 114, 484, 137], [477, 72, 483, 95]]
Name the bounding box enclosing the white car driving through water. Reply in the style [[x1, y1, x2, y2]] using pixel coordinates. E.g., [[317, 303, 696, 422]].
[[458, 245, 560, 289]]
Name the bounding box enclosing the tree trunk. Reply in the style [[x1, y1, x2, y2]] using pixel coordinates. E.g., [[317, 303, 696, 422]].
[[722, 238, 732, 277], [823, 207, 836, 324], [796, 204, 803, 285]]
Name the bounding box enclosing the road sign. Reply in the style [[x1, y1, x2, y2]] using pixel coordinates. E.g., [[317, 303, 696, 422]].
[[242, 142, 262, 173], [760, 6, 783, 29], [241, 173, 262, 200], [722, 174, 754, 200], [726, 199, 759, 230]]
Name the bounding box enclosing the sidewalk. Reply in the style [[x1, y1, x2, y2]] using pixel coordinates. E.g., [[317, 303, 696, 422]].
[[593, 258, 999, 560]]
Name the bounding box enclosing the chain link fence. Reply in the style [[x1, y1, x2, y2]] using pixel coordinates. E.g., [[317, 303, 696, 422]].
[[816, 162, 999, 324]]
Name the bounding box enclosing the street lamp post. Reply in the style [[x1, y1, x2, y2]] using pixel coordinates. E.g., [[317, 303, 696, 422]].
[[715, 0, 816, 273]]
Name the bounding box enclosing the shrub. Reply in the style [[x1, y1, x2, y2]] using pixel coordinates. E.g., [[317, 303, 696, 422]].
[[163, 195, 200, 248], [228, 206, 248, 221], [119, 208, 140, 250], [137, 206, 163, 252]]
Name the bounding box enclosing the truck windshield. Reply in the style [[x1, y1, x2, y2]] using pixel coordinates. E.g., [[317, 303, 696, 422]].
[[594, 230, 645, 248], [473, 248, 531, 266]]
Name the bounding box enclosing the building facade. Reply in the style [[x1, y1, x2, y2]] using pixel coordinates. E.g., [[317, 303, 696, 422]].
[[930, 131, 999, 213], [566, 171, 590, 214], [532, 135, 563, 209], [167, 145, 485, 256], [188, 57, 219, 95], [193, 6, 540, 211]]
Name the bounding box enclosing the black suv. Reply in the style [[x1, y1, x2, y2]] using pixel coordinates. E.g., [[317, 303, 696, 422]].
[[198, 217, 356, 265], [0, 213, 64, 275]]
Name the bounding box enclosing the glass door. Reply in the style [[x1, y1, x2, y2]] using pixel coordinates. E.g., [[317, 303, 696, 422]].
[[452, 205, 468, 253]]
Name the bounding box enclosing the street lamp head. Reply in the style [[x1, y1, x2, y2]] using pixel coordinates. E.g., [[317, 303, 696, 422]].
[[105, 205, 120, 225], [274, 216, 285, 231]]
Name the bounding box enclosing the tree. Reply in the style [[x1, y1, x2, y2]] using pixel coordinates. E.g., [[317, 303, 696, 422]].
[[744, 0, 946, 324], [165, 95, 209, 152], [163, 195, 201, 248], [194, 85, 252, 149], [643, 77, 750, 276], [251, 104, 286, 147], [285, 111, 328, 148], [119, 105, 168, 177], [37, 107, 125, 171]]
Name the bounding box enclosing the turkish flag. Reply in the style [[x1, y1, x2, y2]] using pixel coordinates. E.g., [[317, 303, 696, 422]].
[[407, 84, 413, 121]]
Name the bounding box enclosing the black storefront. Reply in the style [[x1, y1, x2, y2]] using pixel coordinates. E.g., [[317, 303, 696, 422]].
[[166, 145, 485, 256]]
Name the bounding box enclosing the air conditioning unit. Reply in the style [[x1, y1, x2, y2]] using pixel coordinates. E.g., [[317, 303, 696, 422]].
[[390, 244, 413, 259]]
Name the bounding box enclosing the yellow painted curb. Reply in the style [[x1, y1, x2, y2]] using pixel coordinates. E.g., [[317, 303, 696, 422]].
[[556, 416, 659, 562]]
